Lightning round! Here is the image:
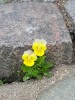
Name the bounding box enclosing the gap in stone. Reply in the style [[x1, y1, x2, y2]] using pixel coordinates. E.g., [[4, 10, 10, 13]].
[[56, 0, 75, 63]]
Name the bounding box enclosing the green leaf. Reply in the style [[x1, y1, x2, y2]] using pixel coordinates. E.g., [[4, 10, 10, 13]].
[[35, 56, 46, 67], [27, 68, 33, 75], [31, 70, 39, 77], [48, 62, 54, 68], [44, 61, 54, 69], [21, 64, 29, 72], [39, 67, 48, 73], [23, 74, 30, 81], [44, 72, 53, 78], [37, 74, 43, 80], [0, 80, 3, 85]]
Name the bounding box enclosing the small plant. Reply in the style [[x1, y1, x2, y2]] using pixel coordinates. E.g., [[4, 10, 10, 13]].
[[0, 80, 4, 85], [21, 39, 54, 81]]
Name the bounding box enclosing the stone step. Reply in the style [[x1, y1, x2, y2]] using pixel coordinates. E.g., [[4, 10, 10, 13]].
[[38, 72, 75, 100], [0, 2, 72, 80], [0, 64, 75, 100]]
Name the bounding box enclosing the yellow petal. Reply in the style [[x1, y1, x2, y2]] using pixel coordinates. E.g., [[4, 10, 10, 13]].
[[23, 60, 34, 67], [32, 39, 47, 52], [22, 53, 29, 60], [30, 54, 37, 61], [41, 44, 47, 51], [32, 43, 39, 50], [34, 50, 44, 56], [41, 39, 47, 45], [33, 39, 47, 45]]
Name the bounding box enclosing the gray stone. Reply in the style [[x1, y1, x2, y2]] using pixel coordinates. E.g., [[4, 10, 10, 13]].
[[22, 0, 56, 2], [64, 0, 75, 34], [38, 73, 75, 100], [0, 2, 72, 80]]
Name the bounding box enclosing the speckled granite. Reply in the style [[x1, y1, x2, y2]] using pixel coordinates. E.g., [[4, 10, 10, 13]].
[[38, 72, 75, 100], [0, 2, 72, 80]]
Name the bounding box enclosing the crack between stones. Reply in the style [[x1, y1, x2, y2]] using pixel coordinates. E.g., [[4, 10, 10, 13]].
[[55, 0, 75, 63]]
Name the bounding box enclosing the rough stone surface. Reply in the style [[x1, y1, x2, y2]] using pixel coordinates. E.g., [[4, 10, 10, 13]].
[[64, 0, 75, 33], [0, 2, 72, 80], [38, 72, 75, 100], [21, 0, 56, 2], [0, 64, 75, 100]]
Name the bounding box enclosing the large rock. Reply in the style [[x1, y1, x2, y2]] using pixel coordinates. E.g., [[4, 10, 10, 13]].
[[64, 0, 75, 34], [38, 73, 75, 100], [0, 2, 72, 80]]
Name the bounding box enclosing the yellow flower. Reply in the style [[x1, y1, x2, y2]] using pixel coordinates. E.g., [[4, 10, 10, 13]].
[[23, 60, 34, 67], [22, 50, 37, 67], [34, 50, 44, 56], [30, 54, 37, 61], [32, 39, 47, 56]]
